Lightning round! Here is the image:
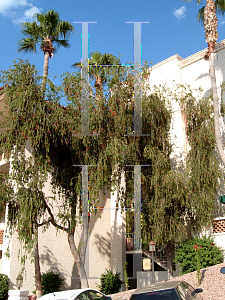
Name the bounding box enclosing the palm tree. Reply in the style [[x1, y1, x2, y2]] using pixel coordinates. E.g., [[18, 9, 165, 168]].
[[18, 10, 74, 297], [192, 0, 225, 23], [72, 51, 121, 96], [18, 10, 75, 91]]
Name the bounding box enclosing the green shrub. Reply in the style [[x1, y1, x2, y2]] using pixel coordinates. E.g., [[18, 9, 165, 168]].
[[175, 236, 224, 275], [97, 269, 123, 295], [0, 274, 9, 300], [41, 270, 64, 295]]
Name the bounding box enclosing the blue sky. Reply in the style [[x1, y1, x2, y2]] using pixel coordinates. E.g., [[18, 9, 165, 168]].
[[0, 0, 225, 86]]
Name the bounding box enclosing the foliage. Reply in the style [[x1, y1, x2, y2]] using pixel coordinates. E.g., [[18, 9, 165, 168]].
[[125, 84, 221, 249], [186, 0, 225, 24], [41, 270, 64, 295], [97, 269, 123, 295], [18, 10, 74, 55], [18, 9, 74, 93], [123, 261, 129, 291], [193, 244, 202, 284], [175, 236, 224, 275], [0, 59, 223, 285], [0, 173, 8, 218], [180, 86, 221, 232], [72, 51, 122, 92], [0, 274, 9, 300]]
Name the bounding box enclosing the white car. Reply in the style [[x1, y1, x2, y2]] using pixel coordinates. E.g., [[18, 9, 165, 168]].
[[39, 289, 113, 300]]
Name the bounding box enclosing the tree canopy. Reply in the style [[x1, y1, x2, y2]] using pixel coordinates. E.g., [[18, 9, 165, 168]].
[[18, 10, 74, 91], [0, 59, 222, 286], [186, 0, 225, 24]]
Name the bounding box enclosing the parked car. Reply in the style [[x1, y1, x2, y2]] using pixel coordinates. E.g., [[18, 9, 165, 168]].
[[39, 289, 112, 300], [130, 281, 203, 300]]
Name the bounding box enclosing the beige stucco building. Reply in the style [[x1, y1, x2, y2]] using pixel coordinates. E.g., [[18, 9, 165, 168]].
[[0, 138, 126, 293], [1, 39, 225, 293], [148, 39, 225, 253]]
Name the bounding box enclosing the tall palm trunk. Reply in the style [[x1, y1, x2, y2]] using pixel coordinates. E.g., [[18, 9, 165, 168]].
[[42, 39, 53, 92], [166, 242, 173, 279], [94, 75, 103, 101], [42, 52, 50, 93], [204, 0, 225, 165], [209, 52, 225, 164]]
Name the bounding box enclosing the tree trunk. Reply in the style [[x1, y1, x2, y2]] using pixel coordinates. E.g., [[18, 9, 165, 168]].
[[166, 243, 173, 279], [95, 76, 103, 102], [34, 233, 42, 298], [79, 165, 89, 265], [79, 215, 89, 266], [42, 52, 50, 93], [209, 52, 225, 165], [68, 232, 89, 288]]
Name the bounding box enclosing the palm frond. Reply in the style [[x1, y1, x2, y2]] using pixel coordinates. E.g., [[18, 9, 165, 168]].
[[56, 21, 75, 39], [197, 6, 205, 25], [216, 0, 225, 15], [72, 62, 81, 69], [72, 51, 122, 85], [35, 13, 45, 25], [20, 21, 40, 39], [45, 10, 60, 25], [19, 10, 75, 55], [193, 0, 225, 25], [18, 37, 37, 53], [185, 0, 203, 4], [53, 39, 70, 49]]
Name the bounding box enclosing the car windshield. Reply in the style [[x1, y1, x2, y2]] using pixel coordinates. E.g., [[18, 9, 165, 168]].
[[130, 289, 180, 300]]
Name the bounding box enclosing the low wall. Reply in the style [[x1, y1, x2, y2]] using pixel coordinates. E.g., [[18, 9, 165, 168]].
[[137, 271, 168, 288]]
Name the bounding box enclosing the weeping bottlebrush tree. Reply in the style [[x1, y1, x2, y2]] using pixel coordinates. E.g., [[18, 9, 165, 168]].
[[0, 59, 132, 289], [0, 59, 222, 286], [180, 85, 221, 227], [121, 83, 222, 275], [0, 60, 98, 289]]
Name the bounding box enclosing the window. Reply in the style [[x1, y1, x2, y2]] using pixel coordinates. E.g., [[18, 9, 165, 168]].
[[179, 282, 196, 299], [177, 284, 188, 300], [130, 289, 179, 300], [88, 291, 107, 300], [76, 292, 91, 300]]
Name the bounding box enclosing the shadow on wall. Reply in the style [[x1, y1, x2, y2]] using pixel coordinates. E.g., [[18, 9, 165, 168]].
[[71, 260, 79, 289], [94, 232, 111, 259], [195, 73, 209, 82], [200, 268, 207, 285], [111, 207, 126, 273], [71, 187, 110, 288], [40, 247, 69, 290]]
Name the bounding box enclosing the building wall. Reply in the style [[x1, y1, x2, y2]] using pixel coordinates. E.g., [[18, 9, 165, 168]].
[[149, 40, 225, 245], [0, 144, 125, 293], [2, 41, 225, 291], [0, 213, 4, 273], [6, 186, 125, 293]]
